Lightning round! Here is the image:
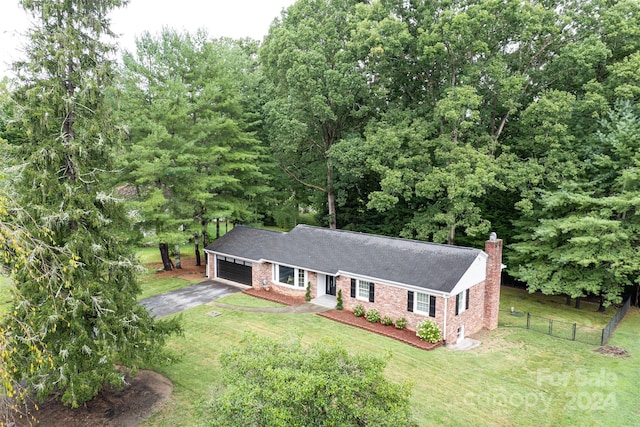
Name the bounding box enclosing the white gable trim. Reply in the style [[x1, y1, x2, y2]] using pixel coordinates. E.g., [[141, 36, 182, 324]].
[[449, 252, 487, 295]]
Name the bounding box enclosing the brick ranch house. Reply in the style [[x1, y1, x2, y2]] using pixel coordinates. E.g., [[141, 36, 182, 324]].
[[204, 225, 503, 345]]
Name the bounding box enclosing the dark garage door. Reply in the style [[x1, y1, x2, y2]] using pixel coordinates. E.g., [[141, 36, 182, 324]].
[[216, 257, 252, 285]]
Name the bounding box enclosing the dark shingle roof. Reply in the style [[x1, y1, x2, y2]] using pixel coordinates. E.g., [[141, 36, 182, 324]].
[[205, 225, 482, 293]]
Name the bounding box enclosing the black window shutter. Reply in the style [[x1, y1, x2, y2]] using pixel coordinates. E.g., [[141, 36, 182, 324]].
[[350, 279, 356, 298], [407, 291, 414, 312], [368, 283, 375, 303], [429, 295, 436, 318], [455, 294, 460, 315], [465, 289, 470, 310]]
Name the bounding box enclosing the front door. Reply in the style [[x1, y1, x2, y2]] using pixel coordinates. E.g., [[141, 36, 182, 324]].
[[326, 276, 336, 296]]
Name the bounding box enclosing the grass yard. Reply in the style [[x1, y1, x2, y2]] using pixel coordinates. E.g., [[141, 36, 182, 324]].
[[142, 292, 640, 427], [137, 276, 200, 300], [500, 286, 615, 327]]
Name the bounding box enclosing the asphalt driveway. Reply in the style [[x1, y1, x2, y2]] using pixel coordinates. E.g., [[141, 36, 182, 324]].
[[140, 280, 242, 318]]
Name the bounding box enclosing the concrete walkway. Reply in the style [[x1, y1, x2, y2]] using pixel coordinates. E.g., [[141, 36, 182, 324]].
[[140, 280, 242, 318]]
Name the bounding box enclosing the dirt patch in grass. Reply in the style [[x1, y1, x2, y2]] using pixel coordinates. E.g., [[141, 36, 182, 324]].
[[148, 261, 206, 281], [14, 368, 172, 427], [594, 345, 629, 357]]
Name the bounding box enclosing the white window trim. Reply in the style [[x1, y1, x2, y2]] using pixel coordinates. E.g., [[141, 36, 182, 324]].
[[356, 279, 371, 301], [457, 291, 467, 315], [273, 264, 306, 288], [414, 292, 431, 316]]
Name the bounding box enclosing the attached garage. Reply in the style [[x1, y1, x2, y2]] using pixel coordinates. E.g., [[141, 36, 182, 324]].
[[216, 256, 252, 285]]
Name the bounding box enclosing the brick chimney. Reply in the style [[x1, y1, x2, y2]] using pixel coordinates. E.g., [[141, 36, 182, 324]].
[[484, 232, 503, 330]]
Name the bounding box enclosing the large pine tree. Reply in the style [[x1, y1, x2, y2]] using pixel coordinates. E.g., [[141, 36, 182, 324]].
[[3, 0, 180, 407]]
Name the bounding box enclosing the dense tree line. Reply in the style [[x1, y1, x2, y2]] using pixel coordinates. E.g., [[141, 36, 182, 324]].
[[260, 0, 640, 308], [0, 0, 638, 411]]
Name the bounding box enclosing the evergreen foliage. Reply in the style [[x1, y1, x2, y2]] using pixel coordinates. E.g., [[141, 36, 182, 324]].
[[118, 30, 272, 266], [2, 0, 181, 407]]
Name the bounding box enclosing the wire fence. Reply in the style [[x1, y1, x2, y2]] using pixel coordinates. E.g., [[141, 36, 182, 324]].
[[601, 297, 631, 345], [499, 298, 631, 346]]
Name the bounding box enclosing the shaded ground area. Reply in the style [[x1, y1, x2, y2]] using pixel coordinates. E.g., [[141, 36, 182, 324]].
[[14, 369, 172, 427], [243, 288, 441, 351]]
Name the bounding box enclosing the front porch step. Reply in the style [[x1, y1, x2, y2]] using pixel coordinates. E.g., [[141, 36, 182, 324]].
[[310, 295, 337, 309]]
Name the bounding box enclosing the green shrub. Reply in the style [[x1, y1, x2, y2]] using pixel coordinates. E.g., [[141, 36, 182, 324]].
[[381, 316, 393, 326], [365, 309, 380, 323], [336, 289, 343, 310], [354, 305, 365, 317], [395, 317, 407, 330], [416, 319, 441, 343], [305, 282, 311, 302]]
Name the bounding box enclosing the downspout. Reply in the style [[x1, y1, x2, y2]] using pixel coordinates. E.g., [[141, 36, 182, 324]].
[[443, 295, 449, 347]]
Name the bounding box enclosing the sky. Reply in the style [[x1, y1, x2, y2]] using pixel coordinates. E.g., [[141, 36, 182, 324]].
[[0, 0, 296, 76]]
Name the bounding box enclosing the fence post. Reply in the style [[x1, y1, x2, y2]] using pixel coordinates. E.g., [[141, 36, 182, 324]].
[[526, 312, 530, 329], [601, 328, 606, 346], [549, 319, 553, 336], [572, 323, 576, 341]]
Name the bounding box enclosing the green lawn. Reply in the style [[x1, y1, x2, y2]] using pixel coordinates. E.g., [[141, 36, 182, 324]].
[[137, 276, 200, 300], [500, 286, 615, 327], [2, 260, 637, 426], [142, 292, 640, 427]]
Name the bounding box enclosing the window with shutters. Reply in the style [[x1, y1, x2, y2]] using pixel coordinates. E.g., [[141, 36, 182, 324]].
[[411, 291, 436, 317], [357, 280, 371, 300], [456, 289, 469, 315], [416, 292, 429, 313]]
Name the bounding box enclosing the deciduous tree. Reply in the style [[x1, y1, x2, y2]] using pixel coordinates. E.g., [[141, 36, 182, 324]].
[[261, 0, 370, 229]]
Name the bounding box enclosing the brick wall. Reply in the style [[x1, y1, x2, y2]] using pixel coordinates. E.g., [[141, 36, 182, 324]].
[[337, 275, 488, 344], [252, 262, 317, 298], [444, 282, 486, 344], [207, 252, 215, 278], [251, 262, 272, 290], [483, 236, 503, 330]]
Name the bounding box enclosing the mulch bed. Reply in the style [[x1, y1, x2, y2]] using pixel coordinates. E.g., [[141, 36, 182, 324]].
[[244, 288, 441, 351], [318, 310, 441, 351]]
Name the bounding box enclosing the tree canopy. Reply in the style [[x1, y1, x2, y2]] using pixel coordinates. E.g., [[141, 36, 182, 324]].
[[118, 29, 272, 268], [202, 335, 417, 427]]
